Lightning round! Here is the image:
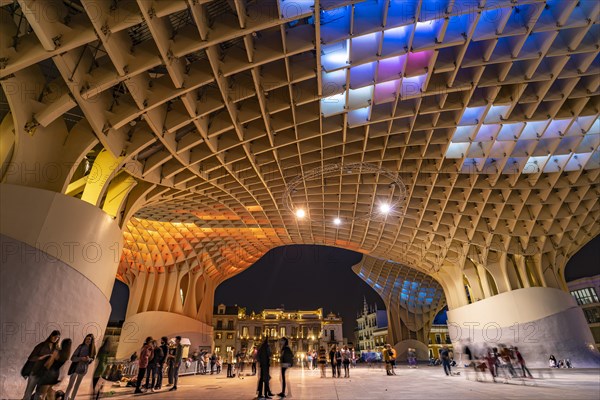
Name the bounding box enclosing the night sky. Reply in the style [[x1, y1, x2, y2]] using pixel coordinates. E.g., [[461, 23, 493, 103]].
[[110, 236, 600, 333], [214, 245, 384, 339]]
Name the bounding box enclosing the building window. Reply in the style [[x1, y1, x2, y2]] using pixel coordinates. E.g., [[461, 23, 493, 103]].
[[215, 346, 221, 354], [254, 327, 261, 337], [242, 326, 249, 337], [583, 308, 600, 324], [216, 333, 222, 340], [226, 346, 232, 353], [179, 288, 185, 305], [445, 335, 452, 344], [227, 320, 234, 330], [435, 334, 442, 344], [330, 329, 335, 341], [216, 320, 223, 330], [571, 288, 599, 305], [227, 333, 234, 340], [280, 327, 286, 337], [291, 327, 298, 337]]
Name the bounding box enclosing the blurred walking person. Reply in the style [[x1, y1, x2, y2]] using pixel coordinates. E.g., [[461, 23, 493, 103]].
[[278, 337, 294, 398], [318, 346, 327, 378], [93, 338, 110, 396], [514, 347, 533, 378]]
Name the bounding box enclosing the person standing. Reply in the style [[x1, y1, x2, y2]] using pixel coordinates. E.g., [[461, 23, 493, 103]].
[[278, 338, 294, 398], [134, 337, 154, 394], [166, 342, 176, 386], [93, 338, 110, 396], [155, 337, 169, 390], [388, 345, 397, 375], [317, 346, 327, 378], [226, 348, 235, 378], [169, 336, 183, 391], [21, 330, 61, 400], [440, 345, 452, 376], [150, 340, 164, 391], [312, 350, 318, 370], [250, 346, 258, 375], [334, 346, 342, 378], [514, 347, 533, 378], [383, 345, 392, 375], [328, 345, 337, 378], [341, 345, 351, 378], [35, 338, 72, 400], [65, 334, 96, 400], [257, 338, 272, 399], [210, 353, 217, 374], [144, 341, 158, 390]]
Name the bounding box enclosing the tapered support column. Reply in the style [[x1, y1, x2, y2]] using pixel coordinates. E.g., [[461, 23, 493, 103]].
[[0, 184, 122, 398], [447, 287, 600, 367]]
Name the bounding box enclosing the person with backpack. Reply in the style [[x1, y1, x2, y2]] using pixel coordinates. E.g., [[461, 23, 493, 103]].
[[440, 345, 452, 376], [65, 334, 96, 400], [278, 337, 294, 398]]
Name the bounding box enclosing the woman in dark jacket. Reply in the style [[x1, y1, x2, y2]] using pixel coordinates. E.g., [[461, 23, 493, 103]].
[[22, 330, 61, 400], [65, 334, 96, 400], [35, 338, 72, 400]]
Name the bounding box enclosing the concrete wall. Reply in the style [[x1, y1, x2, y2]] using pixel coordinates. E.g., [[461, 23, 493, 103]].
[[115, 311, 213, 359], [0, 184, 122, 399], [447, 287, 600, 367]]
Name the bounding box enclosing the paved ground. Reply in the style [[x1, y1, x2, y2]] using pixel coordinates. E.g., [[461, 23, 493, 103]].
[[97, 365, 600, 400]]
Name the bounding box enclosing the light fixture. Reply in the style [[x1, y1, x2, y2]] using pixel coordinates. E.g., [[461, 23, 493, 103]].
[[333, 217, 341, 225], [296, 208, 306, 218], [379, 203, 391, 214]]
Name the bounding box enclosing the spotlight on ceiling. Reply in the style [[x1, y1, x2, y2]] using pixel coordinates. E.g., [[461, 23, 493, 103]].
[[296, 209, 306, 218], [379, 203, 391, 214], [333, 217, 341, 225]]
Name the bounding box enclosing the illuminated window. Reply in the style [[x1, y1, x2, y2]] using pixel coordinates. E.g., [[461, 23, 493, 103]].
[[242, 326, 249, 337], [227, 333, 234, 340], [216, 333, 222, 340], [571, 288, 599, 305], [254, 327, 261, 337], [280, 327, 286, 337], [179, 288, 184, 305], [215, 346, 220, 354]]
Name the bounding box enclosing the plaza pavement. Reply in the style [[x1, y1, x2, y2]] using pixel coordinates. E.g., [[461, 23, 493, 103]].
[[93, 364, 600, 400]]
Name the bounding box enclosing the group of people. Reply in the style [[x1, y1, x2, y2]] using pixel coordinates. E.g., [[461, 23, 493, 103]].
[[133, 335, 183, 394], [548, 354, 572, 368], [21, 331, 109, 400], [462, 344, 535, 382]]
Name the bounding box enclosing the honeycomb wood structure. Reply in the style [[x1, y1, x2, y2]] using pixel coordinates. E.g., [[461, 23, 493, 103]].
[[1, 0, 599, 368]]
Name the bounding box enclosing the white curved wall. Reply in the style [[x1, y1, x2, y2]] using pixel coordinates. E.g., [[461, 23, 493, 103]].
[[0, 185, 122, 399], [116, 311, 213, 359], [447, 287, 600, 367]]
